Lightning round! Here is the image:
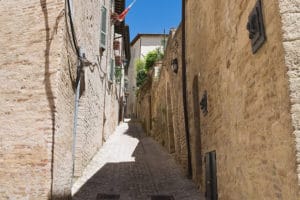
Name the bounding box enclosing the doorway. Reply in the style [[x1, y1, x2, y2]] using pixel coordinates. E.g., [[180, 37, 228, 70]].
[[205, 151, 218, 200]]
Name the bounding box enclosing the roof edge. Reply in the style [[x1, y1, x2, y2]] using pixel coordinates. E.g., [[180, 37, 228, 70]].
[[131, 33, 169, 46]]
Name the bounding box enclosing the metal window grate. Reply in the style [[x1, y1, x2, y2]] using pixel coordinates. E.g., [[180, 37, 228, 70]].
[[96, 193, 120, 200]]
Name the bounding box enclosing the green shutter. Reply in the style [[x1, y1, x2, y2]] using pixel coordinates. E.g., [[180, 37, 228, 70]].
[[100, 6, 107, 48]]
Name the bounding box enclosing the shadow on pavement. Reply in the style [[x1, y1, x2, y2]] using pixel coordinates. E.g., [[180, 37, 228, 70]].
[[72, 121, 203, 200]]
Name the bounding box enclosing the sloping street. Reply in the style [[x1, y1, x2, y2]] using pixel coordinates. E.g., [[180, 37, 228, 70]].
[[1, 0, 300, 199], [72, 120, 204, 200]]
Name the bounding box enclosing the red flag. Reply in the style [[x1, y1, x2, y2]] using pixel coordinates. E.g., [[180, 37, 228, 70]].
[[118, 0, 136, 22]]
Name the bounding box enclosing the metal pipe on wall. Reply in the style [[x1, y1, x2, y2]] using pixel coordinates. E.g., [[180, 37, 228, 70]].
[[71, 61, 82, 185]]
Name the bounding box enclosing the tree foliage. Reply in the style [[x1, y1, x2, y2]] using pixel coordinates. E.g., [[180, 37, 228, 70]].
[[144, 49, 164, 71], [135, 48, 164, 87], [135, 59, 145, 72], [136, 70, 147, 87], [114, 67, 122, 83]]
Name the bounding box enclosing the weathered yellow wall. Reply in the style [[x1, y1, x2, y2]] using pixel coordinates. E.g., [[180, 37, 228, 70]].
[[278, 0, 300, 185], [137, 26, 190, 172], [185, 0, 300, 199]]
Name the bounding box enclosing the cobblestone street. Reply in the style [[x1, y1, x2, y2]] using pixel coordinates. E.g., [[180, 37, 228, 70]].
[[72, 120, 204, 200]]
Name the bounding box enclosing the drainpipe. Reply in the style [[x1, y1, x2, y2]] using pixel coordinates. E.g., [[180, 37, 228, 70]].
[[182, 0, 192, 178], [65, 0, 83, 192]]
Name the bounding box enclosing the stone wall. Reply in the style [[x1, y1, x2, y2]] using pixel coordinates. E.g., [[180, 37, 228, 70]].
[[136, 26, 189, 171], [72, 0, 114, 177], [0, 0, 122, 199], [0, 0, 67, 199], [278, 0, 300, 185], [185, 0, 300, 199], [127, 35, 167, 118]]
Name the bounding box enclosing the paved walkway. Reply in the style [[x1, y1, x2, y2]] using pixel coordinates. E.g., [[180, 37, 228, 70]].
[[72, 120, 204, 200]]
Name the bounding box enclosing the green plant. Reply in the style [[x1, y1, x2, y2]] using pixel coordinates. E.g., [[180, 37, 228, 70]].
[[136, 70, 147, 87], [135, 58, 146, 87], [135, 58, 145, 72], [114, 67, 122, 83], [144, 49, 164, 71], [135, 48, 164, 87]]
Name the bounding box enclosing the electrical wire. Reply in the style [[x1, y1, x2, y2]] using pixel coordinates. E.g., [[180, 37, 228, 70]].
[[66, 0, 80, 58]]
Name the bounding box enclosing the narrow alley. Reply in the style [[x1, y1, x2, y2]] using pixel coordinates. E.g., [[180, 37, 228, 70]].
[[72, 120, 203, 200], [1, 0, 300, 199]]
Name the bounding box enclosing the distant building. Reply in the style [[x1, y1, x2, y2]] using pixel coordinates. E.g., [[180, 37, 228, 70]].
[[126, 34, 168, 118]]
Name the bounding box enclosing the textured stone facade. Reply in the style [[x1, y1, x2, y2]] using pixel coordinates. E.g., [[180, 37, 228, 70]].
[[136, 26, 189, 171], [278, 0, 300, 185], [185, 0, 300, 199], [0, 0, 124, 199], [127, 34, 167, 118], [72, 0, 119, 178], [0, 1, 66, 199], [137, 0, 300, 199]]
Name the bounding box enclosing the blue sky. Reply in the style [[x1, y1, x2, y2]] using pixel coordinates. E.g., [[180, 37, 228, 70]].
[[125, 0, 181, 41]]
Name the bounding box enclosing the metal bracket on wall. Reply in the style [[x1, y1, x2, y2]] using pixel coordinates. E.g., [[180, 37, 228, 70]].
[[200, 90, 208, 116], [246, 0, 266, 54]]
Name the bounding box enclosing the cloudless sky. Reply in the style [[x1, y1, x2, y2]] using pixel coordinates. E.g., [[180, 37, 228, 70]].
[[125, 0, 181, 41]]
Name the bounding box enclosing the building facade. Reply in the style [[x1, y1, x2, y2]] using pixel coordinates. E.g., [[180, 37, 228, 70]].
[[0, 0, 130, 199], [185, 0, 300, 199], [137, 0, 300, 199], [126, 34, 167, 118], [136, 26, 189, 170]]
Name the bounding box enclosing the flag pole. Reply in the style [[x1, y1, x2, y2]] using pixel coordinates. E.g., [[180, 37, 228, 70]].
[[118, 0, 137, 22]]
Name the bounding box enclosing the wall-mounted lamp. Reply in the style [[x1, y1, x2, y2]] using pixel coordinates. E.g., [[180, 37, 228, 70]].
[[171, 58, 178, 73]]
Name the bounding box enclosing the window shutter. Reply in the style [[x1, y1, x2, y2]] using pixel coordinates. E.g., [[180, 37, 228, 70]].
[[100, 6, 107, 48]]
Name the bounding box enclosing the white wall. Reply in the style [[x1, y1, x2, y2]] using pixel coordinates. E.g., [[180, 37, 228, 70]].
[[126, 35, 166, 117]]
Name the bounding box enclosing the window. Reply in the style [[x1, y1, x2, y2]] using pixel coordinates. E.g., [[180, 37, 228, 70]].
[[100, 6, 107, 48], [109, 58, 115, 82], [69, 0, 74, 17]]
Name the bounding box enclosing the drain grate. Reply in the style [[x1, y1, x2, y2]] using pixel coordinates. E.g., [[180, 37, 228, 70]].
[[96, 193, 120, 200], [150, 195, 175, 200]]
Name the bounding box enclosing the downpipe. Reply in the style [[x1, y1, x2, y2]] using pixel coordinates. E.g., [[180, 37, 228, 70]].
[[71, 58, 82, 187]]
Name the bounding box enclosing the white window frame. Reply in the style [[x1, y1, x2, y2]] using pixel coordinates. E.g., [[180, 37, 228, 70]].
[[100, 6, 107, 49]]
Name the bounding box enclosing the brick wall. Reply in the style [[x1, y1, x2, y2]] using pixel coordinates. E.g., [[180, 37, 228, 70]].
[[70, 0, 121, 177], [185, 0, 300, 199], [0, 0, 66, 198], [0, 0, 122, 198]]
